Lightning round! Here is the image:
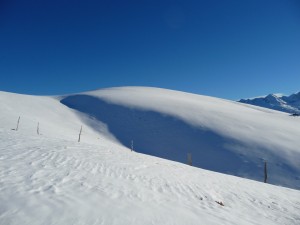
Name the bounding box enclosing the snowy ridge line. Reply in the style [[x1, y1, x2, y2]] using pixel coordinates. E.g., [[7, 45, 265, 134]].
[[1, 88, 300, 224], [239, 91, 300, 114], [61, 87, 300, 189], [1, 87, 300, 189]]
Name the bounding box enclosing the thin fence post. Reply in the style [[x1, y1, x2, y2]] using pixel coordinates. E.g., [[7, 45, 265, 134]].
[[16, 116, 20, 131], [264, 161, 268, 183], [131, 140, 133, 152], [37, 122, 40, 135], [78, 126, 82, 142]]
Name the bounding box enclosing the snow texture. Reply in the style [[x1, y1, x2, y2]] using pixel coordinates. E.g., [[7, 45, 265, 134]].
[[61, 87, 300, 189], [1, 87, 300, 225]]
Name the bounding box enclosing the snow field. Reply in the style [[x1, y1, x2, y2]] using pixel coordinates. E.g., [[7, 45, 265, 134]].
[[1, 130, 300, 225], [1, 88, 300, 224]]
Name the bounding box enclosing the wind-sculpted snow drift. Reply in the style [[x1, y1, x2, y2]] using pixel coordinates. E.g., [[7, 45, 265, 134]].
[[60, 87, 300, 189], [1, 88, 300, 225]]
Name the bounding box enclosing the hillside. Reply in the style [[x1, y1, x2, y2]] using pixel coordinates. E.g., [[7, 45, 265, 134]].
[[60, 87, 300, 189], [1, 88, 300, 224]]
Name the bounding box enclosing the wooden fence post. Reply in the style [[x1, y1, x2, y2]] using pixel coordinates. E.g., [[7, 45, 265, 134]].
[[78, 126, 82, 142], [264, 161, 268, 183], [15, 116, 20, 131]]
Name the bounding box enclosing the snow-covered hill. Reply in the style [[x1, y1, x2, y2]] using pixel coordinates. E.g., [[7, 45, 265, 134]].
[[60, 87, 300, 189], [1, 87, 300, 224], [239, 92, 300, 114]]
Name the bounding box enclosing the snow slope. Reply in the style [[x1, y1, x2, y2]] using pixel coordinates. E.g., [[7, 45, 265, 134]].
[[1, 91, 300, 224], [239, 92, 300, 114], [60, 87, 300, 189], [1, 131, 300, 225]]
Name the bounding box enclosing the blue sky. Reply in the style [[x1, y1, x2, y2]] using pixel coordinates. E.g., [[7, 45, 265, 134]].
[[0, 0, 300, 99]]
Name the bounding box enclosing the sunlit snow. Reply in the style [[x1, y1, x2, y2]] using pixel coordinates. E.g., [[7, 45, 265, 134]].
[[1, 87, 300, 225]]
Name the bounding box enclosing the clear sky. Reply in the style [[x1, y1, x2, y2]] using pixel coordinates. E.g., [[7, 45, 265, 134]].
[[0, 0, 300, 100]]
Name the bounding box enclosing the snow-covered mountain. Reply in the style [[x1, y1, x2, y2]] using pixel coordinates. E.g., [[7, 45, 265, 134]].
[[239, 92, 300, 114], [1, 87, 300, 224]]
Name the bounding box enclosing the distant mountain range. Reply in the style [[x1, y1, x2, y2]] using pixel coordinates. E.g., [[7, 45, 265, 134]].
[[239, 92, 300, 114]]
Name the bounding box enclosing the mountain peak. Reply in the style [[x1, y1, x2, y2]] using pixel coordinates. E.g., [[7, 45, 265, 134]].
[[239, 91, 300, 114]]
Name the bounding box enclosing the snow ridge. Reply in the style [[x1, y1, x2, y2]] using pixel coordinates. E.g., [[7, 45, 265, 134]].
[[60, 87, 300, 189], [239, 92, 300, 114], [1, 87, 300, 225]]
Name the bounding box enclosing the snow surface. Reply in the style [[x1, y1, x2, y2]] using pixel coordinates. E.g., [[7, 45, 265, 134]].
[[1, 88, 300, 224], [61, 87, 300, 189]]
